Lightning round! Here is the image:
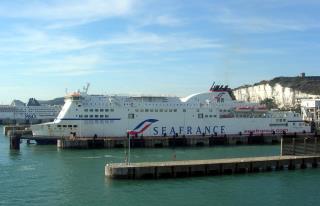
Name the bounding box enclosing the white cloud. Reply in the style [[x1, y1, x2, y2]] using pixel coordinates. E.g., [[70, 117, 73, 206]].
[[213, 7, 319, 33], [97, 30, 224, 51], [23, 53, 105, 76], [0, 27, 223, 55], [0, 28, 91, 54], [155, 15, 183, 26], [0, 0, 136, 21], [136, 15, 185, 27]]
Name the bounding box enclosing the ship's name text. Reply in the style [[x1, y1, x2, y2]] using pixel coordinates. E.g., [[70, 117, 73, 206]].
[[153, 126, 225, 136]]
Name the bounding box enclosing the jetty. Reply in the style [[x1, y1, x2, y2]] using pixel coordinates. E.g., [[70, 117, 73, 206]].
[[105, 136, 320, 179], [105, 155, 320, 179]]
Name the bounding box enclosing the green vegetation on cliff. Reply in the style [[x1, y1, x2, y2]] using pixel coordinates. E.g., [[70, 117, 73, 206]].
[[234, 76, 320, 95]]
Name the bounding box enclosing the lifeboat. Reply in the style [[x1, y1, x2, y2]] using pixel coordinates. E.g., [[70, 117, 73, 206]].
[[254, 106, 268, 112], [235, 106, 254, 112]]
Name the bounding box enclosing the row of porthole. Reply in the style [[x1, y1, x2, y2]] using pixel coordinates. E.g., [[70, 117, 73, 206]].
[[134, 108, 178, 113], [78, 115, 109, 118], [56, 125, 78, 128], [83, 109, 115, 112]]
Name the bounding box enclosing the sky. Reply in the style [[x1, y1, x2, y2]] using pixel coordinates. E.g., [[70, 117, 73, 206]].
[[0, 0, 319, 104]]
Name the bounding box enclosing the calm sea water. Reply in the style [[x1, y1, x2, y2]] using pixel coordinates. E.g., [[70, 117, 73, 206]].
[[1, 126, 320, 206]]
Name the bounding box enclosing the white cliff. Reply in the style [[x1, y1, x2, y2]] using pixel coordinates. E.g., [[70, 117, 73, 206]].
[[233, 82, 320, 109]]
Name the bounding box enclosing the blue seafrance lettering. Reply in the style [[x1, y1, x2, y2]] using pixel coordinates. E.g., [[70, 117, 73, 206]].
[[161, 127, 167, 135], [213, 126, 219, 134], [153, 127, 159, 135], [205, 126, 210, 134], [196, 126, 202, 135], [170, 127, 176, 135], [221, 126, 225, 134], [187, 126, 192, 134], [179, 127, 184, 134], [153, 125, 226, 136]]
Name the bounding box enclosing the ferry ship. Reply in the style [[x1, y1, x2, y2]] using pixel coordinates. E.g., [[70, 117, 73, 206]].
[[0, 98, 61, 124], [31, 84, 310, 139]]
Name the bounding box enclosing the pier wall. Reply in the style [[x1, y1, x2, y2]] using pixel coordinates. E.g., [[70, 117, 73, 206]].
[[57, 134, 285, 149], [105, 156, 320, 179]]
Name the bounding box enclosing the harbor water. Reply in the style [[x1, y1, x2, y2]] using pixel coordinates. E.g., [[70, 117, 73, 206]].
[[1, 126, 320, 206]]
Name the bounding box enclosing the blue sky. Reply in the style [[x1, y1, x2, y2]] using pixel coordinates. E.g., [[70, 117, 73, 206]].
[[0, 0, 319, 104]]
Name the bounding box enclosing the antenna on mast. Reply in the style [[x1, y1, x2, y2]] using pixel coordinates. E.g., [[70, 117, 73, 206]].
[[83, 83, 90, 94], [210, 82, 215, 91]]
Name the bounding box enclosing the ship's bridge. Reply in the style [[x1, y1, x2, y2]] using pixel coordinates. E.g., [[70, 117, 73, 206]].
[[65, 92, 82, 101]]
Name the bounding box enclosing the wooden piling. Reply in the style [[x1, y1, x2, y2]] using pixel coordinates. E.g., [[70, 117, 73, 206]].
[[10, 134, 21, 150]]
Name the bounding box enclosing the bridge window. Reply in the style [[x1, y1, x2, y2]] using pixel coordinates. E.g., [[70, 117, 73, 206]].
[[89, 109, 93, 112], [84, 109, 88, 112], [95, 109, 99, 112], [198, 113, 204, 118], [100, 109, 104, 112], [105, 109, 109, 112], [128, 114, 135, 119]]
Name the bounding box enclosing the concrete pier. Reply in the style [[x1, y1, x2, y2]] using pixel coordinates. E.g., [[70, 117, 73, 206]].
[[105, 155, 320, 179]]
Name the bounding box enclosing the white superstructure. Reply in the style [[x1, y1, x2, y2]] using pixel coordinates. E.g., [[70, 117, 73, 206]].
[[301, 99, 320, 128], [0, 98, 61, 123], [31, 84, 310, 138]]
